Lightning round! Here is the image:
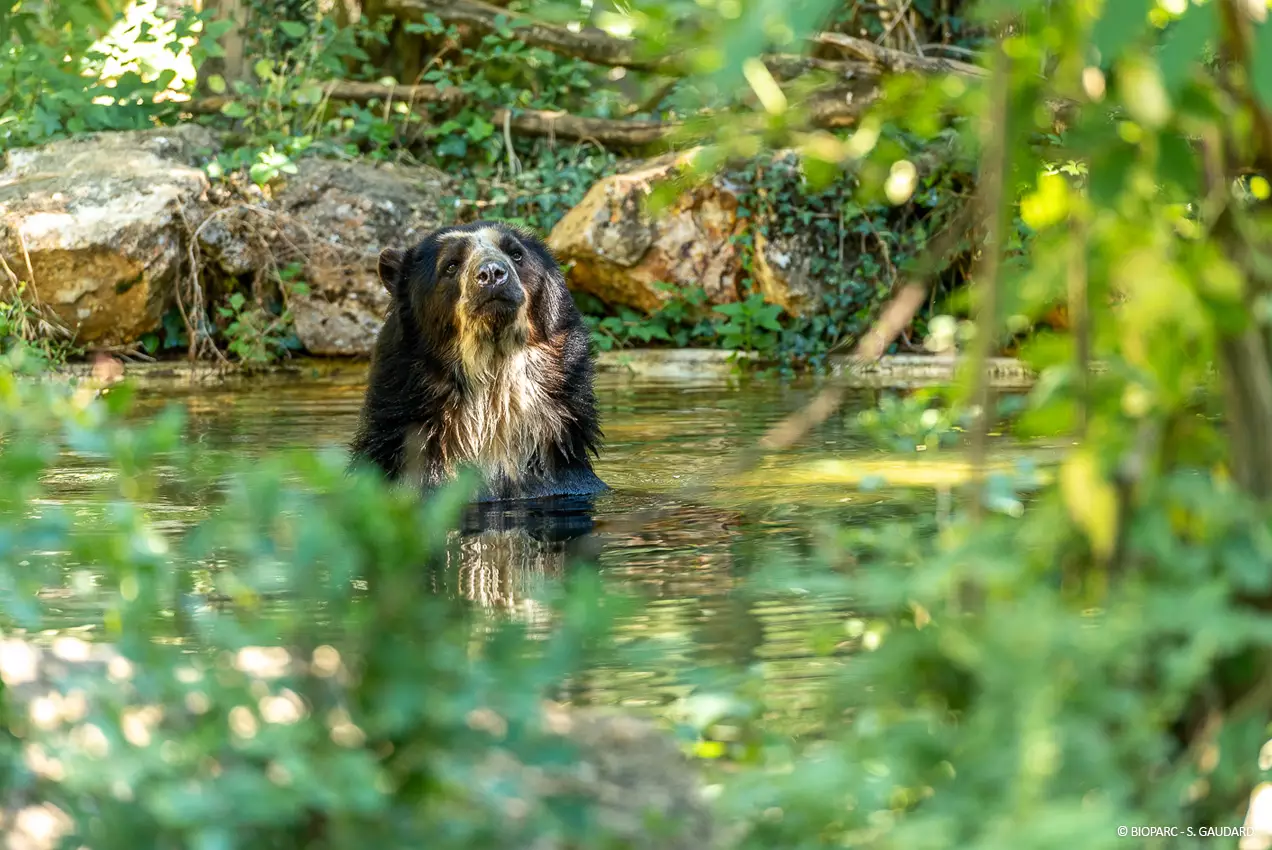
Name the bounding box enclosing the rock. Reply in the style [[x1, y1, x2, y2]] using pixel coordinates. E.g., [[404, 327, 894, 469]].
[[271, 159, 452, 356], [497, 702, 719, 850], [195, 206, 263, 277], [548, 149, 828, 318], [0, 126, 216, 347], [752, 229, 819, 316], [547, 149, 746, 314]]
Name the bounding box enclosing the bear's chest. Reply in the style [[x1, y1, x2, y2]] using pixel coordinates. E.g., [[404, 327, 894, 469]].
[[405, 348, 565, 486]]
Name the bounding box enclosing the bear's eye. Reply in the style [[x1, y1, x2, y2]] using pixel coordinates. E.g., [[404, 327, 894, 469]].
[[510, 250, 524, 263], [444, 262, 458, 275]]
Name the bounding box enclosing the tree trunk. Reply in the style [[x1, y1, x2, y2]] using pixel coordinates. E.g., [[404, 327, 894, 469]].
[[198, 0, 250, 94]]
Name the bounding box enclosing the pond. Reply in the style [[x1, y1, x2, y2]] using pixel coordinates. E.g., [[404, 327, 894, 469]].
[[39, 365, 1043, 731]]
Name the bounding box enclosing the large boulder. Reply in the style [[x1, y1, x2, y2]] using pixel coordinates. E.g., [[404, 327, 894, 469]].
[[0, 126, 216, 347], [270, 159, 452, 356], [547, 149, 827, 318], [547, 150, 745, 314]]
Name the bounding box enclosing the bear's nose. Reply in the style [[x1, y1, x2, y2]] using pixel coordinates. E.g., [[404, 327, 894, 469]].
[[476, 260, 510, 287]]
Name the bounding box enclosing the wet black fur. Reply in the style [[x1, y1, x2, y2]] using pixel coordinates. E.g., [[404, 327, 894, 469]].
[[348, 221, 606, 503]]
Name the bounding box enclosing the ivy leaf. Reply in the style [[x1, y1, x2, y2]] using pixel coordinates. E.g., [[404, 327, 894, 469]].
[[467, 117, 495, 141], [756, 307, 784, 332], [436, 135, 467, 158]]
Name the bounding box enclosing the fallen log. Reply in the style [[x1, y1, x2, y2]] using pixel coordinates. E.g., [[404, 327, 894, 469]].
[[185, 80, 876, 147], [813, 32, 987, 78], [186, 85, 680, 146], [389, 0, 673, 72], [386, 0, 932, 83]]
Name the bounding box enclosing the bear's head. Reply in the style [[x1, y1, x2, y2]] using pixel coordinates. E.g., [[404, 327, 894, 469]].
[[376, 221, 571, 376]]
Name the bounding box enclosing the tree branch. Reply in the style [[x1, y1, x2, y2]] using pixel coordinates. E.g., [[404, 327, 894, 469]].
[[186, 78, 875, 147], [813, 31, 986, 77], [388, 0, 676, 72], [386, 0, 900, 85]]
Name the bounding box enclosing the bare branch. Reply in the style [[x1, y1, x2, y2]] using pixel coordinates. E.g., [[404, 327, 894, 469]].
[[388, 0, 675, 71], [814, 31, 987, 77], [186, 80, 876, 147], [388, 0, 900, 87]]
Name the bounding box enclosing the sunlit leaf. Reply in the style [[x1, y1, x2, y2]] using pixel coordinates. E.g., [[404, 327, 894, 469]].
[[1060, 449, 1118, 561], [1020, 172, 1071, 231]]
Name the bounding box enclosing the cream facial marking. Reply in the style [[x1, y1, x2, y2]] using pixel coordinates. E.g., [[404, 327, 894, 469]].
[[446, 228, 531, 375]]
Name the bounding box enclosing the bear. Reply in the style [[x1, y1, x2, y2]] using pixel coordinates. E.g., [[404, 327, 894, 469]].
[[347, 220, 608, 505]]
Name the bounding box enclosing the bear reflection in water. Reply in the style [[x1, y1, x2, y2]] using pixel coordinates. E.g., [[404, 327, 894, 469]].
[[429, 494, 604, 611], [426, 492, 754, 613]]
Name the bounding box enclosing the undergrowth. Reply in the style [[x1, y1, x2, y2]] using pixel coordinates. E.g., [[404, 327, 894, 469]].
[[1, 0, 987, 368]]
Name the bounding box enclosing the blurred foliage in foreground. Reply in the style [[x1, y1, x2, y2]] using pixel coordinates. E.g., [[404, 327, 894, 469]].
[[0, 344, 680, 848], [8, 0, 1272, 848]]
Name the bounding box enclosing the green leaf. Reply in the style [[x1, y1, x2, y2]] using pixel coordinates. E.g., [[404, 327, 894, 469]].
[[757, 310, 784, 332], [249, 163, 275, 185], [1158, 132, 1199, 194], [206, 74, 227, 94], [278, 20, 308, 39], [1157, 2, 1216, 93], [219, 101, 249, 119], [1254, 17, 1272, 113], [204, 19, 235, 40], [467, 117, 495, 141], [1088, 142, 1137, 209], [1091, 0, 1151, 66], [229, 293, 246, 311], [294, 83, 324, 104], [253, 58, 274, 80]]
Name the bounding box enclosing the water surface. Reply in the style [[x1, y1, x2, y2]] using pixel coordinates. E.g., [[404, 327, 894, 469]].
[[40, 367, 1030, 726]]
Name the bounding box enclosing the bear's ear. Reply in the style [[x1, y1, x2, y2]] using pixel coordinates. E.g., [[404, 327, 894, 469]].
[[377, 247, 405, 293]]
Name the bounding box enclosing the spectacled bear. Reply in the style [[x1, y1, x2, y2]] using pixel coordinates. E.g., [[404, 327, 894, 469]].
[[348, 220, 607, 504]]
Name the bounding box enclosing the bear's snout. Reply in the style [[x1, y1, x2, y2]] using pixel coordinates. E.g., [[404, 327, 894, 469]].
[[476, 259, 510, 287], [466, 254, 525, 315]]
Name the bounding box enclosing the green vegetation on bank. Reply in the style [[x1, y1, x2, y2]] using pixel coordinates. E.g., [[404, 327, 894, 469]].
[[1, 0, 986, 368]]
